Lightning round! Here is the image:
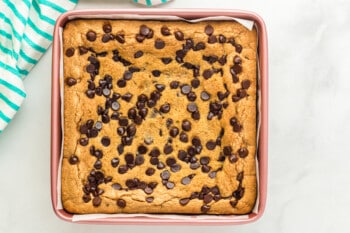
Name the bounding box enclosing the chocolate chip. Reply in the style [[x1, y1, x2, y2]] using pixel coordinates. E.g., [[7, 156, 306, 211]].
[[203, 194, 213, 204], [200, 91, 210, 101], [152, 70, 161, 77], [86, 31, 97, 41], [223, 146, 232, 156], [157, 161, 165, 170], [241, 79, 251, 89], [132, 51, 143, 59], [78, 46, 88, 55], [149, 148, 160, 157], [204, 24, 214, 35], [65, 48, 75, 57], [190, 79, 200, 89], [182, 120, 191, 131], [179, 198, 190, 206], [167, 127, 179, 138], [79, 138, 89, 146], [155, 84, 165, 92], [199, 156, 210, 165], [181, 84, 191, 95], [160, 103, 170, 113], [187, 92, 197, 102], [155, 39, 165, 49], [125, 153, 134, 165], [187, 103, 198, 113], [118, 165, 128, 174], [233, 123, 242, 132], [100, 136, 110, 147], [102, 34, 111, 43], [218, 34, 227, 43], [238, 148, 248, 158], [174, 31, 184, 41], [150, 157, 159, 165], [235, 44, 242, 53], [160, 170, 170, 180], [82, 194, 91, 203], [145, 167, 155, 176], [233, 186, 245, 200], [117, 199, 126, 208], [135, 34, 145, 43], [103, 24, 112, 33], [208, 171, 217, 179], [237, 89, 247, 98], [115, 144, 123, 155], [208, 35, 217, 44], [190, 162, 200, 170], [201, 205, 210, 213], [117, 79, 126, 88], [165, 157, 176, 167], [217, 55, 227, 66], [69, 155, 79, 165], [170, 81, 179, 89], [121, 93, 133, 102], [161, 26, 171, 36], [181, 176, 191, 185], [92, 196, 101, 207], [166, 181, 175, 189], [86, 64, 96, 74], [115, 33, 125, 43], [203, 69, 213, 79], [145, 197, 154, 203], [112, 183, 122, 190], [163, 144, 173, 154], [140, 25, 151, 36], [228, 154, 238, 163], [191, 111, 200, 120], [136, 145, 147, 155], [143, 186, 153, 195], [111, 158, 120, 167], [93, 160, 102, 169], [66, 77, 77, 86], [135, 154, 145, 165], [194, 42, 205, 51], [125, 125, 135, 137], [179, 132, 189, 143]]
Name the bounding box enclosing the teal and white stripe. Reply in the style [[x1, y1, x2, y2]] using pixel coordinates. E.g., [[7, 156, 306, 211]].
[[0, 0, 77, 133], [133, 0, 171, 6]]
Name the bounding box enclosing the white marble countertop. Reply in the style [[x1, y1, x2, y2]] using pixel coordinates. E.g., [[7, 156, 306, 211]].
[[1, 0, 349, 232]]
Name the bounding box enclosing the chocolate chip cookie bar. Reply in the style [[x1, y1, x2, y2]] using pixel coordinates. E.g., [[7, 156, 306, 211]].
[[62, 19, 257, 214]]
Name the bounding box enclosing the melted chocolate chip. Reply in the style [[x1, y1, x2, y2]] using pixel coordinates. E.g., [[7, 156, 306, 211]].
[[135, 34, 145, 43], [117, 79, 126, 88], [223, 146, 232, 156], [218, 34, 226, 43], [115, 33, 125, 43], [135, 154, 145, 165], [201, 205, 210, 213], [235, 44, 243, 53], [102, 23, 112, 33], [191, 79, 200, 88], [155, 39, 165, 49], [121, 93, 133, 102], [140, 25, 151, 36], [78, 46, 88, 55], [92, 196, 101, 207], [229, 154, 238, 163], [161, 57, 172, 64]]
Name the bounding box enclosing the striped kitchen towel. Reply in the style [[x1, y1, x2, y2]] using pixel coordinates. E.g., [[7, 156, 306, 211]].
[[133, 0, 172, 6], [0, 0, 172, 134], [0, 0, 77, 133]]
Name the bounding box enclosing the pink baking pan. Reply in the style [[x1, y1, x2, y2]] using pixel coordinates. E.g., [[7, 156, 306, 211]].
[[51, 9, 268, 225]]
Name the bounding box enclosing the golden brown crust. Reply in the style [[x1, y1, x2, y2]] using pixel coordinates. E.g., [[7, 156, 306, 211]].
[[62, 19, 257, 214]]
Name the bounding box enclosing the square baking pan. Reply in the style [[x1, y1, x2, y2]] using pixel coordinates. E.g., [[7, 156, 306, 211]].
[[51, 9, 268, 225]]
